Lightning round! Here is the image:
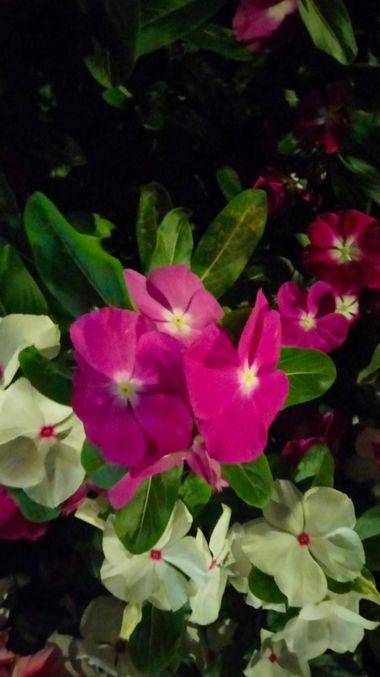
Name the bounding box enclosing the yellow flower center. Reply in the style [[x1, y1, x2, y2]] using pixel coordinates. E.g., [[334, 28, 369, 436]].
[[113, 373, 141, 404], [329, 237, 361, 264], [163, 308, 191, 335], [239, 365, 259, 395], [299, 312, 315, 331]]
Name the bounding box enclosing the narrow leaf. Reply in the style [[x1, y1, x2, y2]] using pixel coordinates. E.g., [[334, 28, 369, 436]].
[[298, 0, 357, 65], [136, 182, 172, 271], [149, 208, 193, 270], [0, 239, 47, 315]]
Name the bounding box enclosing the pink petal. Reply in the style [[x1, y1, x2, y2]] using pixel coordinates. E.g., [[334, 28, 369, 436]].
[[307, 281, 336, 317], [238, 289, 282, 369], [147, 265, 203, 312], [133, 330, 186, 394], [307, 213, 340, 248], [133, 393, 192, 454], [125, 269, 167, 321], [186, 288, 224, 329], [251, 370, 289, 425], [277, 282, 307, 318]]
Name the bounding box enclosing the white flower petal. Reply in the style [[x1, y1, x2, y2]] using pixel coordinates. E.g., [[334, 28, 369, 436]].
[[164, 536, 208, 585], [328, 601, 378, 653], [155, 501, 192, 549], [101, 554, 153, 604], [242, 519, 297, 576], [189, 567, 228, 625], [283, 609, 329, 661], [25, 438, 85, 508], [274, 543, 327, 607], [303, 486, 356, 536], [0, 314, 60, 389], [209, 504, 231, 560], [0, 436, 44, 487], [263, 480, 304, 535], [0, 378, 43, 442], [309, 528, 364, 582], [154, 561, 189, 611]]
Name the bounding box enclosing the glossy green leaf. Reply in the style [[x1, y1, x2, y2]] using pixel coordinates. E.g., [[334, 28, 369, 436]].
[[0, 239, 47, 315], [279, 347, 337, 409], [138, 0, 227, 56], [136, 182, 172, 271], [149, 208, 193, 270], [298, 0, 357, 65], [248, 567, 287, 604], [221, 455, 273, 507], [186, 25, 252, 61], [19, 347, 72, 406], [104, 0, 141, 83], [24, 192, 130, 316], [114, 465, 182, 553], [357, 344, 380, 384], [192, 189, 267, 298], [356, 505, 380, 541], [8, 488, 59, 522], [178, 473, 211, 516], [81, 440, 126, 490], [0, 174, 22, 232], [129, 604, 186, 673], [216, 166, 243, 201], [294, 443, 334, 488]]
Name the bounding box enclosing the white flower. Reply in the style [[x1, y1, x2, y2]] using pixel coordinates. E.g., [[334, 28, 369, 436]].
[[242, 480, 364, 607], [101, 501, 208, 612], [0, 378, 85, 507], [188, 504, 231, 625], [0, 314, 60, 390], [282, 591, 378, 660], [244, 630, 310, 677]]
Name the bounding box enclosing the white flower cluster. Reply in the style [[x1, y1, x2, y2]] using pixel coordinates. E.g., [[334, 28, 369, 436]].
[[95, 479, 379, 676], [0, 314, 85, 508]]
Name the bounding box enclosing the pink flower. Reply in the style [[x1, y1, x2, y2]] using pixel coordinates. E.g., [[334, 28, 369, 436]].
[[254, 169, 312, 215], [124, 265, 223, 346], [108, 436, 226, 508], [11, 646, 69, 677], [0, 488, 47, 541], [275, 404, 344, 462], [233, 0, 298, 52], [277, 281, 350, 352], [294, 83, 348, 154], [303, 210, 380, 293], [70, 308, 192, 468], [184, 290, 288, 463]]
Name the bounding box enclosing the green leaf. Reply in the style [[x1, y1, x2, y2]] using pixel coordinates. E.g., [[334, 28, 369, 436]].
[[298, 0, 357, 65], [149, 208, 193, 270], [356, 505, 380, 541], [114, 465, 182, 553], [104, 0, 141, 83], [277, 132, 300, 156], [339, 155, 380, 205], [129, 604, 185, 673], [136, 182, 172, 271], [68, 211, 115, 239], [357, 344, 380, 384], [248, 567, 287, 605], [84, 40, 113, 89], [81, 440, 126, 490], [8, 488, 59, 522], [192, 189, 267, 298], [179, 473, 211, 516], [0, 174, 22, 232], [278, 347, 337, 409], [186, 25, 252, 61], [24, 192, 130, 316], [138, 0, 227, 56], [19, 347, 72, 405], [0, 239, 47, 315], [216, 166, 243, 202], [293, 443, 334, 487], [102, 85, 132, 109], [364, 535, 380, 571], [221, 455, 273, 507]]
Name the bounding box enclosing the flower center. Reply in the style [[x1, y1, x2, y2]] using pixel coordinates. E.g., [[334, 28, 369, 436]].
[[0, 364, 3, 379], [297, 532, 310, 546], [335, 294, 359, 320], [238, 365, 258, 395], [39, 425, 56, 439], [113, 373, 142, 405], [163, 308, 192, 335], [268, 653, 278, 663], [299, 312, 315, 331], [209, 558, 217, 570], [329, 237, 361, 264], [150, 549, 162, 560]]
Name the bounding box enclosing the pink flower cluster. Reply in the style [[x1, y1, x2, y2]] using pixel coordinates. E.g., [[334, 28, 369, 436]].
[[0, 640, 68, 677], [70, 265, 288, 506]]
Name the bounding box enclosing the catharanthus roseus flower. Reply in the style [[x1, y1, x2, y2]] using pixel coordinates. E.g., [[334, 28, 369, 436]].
[[277, 281, 350, 352], [124, 264, 223, 346], [11, 646, 70, 677], [185, 290, 288, 463], [303, 210, 380, 293], [0, 378, 85, 508], [254, 169, 308, 216], [0, 315, 60, 390], [276, 404, 344, 462], [233, 0, 298, 52], [244, 629, 310, 677], [294, 83, 348, 154], [242, 480, 364, 607], [334, 293, 360, 322], [70, 307, 192, 467], [188, 504, 232, 625], [101, 502, 207, 611], [0, 487, 47, 541]]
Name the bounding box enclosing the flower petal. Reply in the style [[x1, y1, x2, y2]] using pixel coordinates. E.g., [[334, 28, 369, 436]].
[[0, 437, 45, 488], [263, 480, 304, 534], [303, 486, 356, 535], [309, 528, 364, 582]]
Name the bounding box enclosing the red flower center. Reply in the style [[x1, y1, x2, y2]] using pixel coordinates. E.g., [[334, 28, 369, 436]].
[[297, 532, 310, 546], [268, 653, 278, 663], [150, 549, 162, 560], [0, 364, 4, 379], [209, 558, 217, 570], [39, 425, 56, 439]]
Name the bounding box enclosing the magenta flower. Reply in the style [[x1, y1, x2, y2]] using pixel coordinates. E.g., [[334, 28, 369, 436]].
[[294, 83, 348, 154], [184, 290, 288, 463], [124, 265, 223, 346], [303, 210, 380, 293], [233, 0, 298, 52], [0, 488, 47, 541], [277, 281, 350, 352], [70, 308, 192, 468]]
